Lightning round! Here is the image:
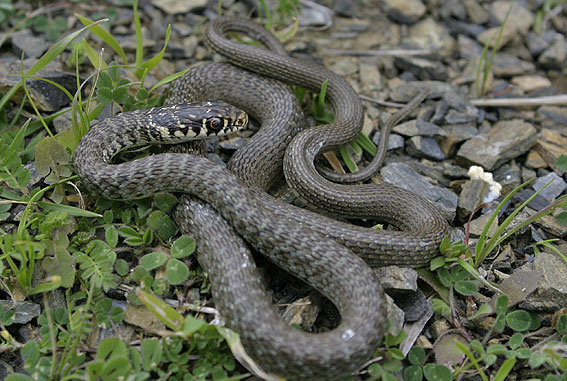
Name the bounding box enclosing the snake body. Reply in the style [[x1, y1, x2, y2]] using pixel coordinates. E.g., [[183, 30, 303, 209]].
[[74, 18, 450, 380]]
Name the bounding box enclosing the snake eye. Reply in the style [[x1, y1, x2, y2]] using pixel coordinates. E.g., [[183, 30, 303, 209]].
[[208, 117, 224, 131]]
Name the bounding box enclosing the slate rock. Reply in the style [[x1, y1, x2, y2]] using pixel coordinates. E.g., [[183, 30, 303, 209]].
[[10, 29, 48, 59], [464, 0, 489, 24], [0, 301, 41, 324], [150, 0, 206, 14], [394, 56, 448, 81], [491, 53, 536, 76], [457, 180, 489, 220], [380, 162, 458, 220], [456, 119, 537, 171], [490, 1, 534, 35], [373, 132, 404, 150], [406, 136, 445, 161], [538, 106, 567, 128], [393, 119, 446, 137], [522, 253, 567, 310], [374, 266, 418, 291], [408, 17, 455, 57], [533, 129, 567, 174], [381, 0, 426, 24], [0, 60, 78, 112], [517, 189, 550, 211], [532, 172, 567, 202], [493, 163, 522, 195], [538, 33, 567, 69]]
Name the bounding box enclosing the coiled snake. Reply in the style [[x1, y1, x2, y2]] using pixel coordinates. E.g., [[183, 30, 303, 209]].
[[74, 17, 449, 380]]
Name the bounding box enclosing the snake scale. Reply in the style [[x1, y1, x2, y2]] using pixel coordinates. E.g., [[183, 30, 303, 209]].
[[74, 17, 449, 380]]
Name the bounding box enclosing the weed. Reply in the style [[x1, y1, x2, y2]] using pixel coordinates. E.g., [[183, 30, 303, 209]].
[[474, 1, 515, 98]]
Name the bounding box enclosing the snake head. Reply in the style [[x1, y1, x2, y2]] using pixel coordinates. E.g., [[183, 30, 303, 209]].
[[162, 101, 248, 140]]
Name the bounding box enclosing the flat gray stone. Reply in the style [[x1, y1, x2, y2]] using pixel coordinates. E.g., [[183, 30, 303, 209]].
[[457, 180, 489, 221], [492, 53, 536, 77], [532, 172, 567, 202], [150, 0, 206, 14], [382, 0, 426, 24], [522, 252, 567, 310], [374, 266, 418, 291], [380, 162, 458, 220], [456, 119, 537, 171], [393, 119, 446, 137], [0, 301, 40, 324], [10, 29, 48, 59], [406, 136, 445, 161], [373, 132, 404, 150], [539, 33, 567, 69]]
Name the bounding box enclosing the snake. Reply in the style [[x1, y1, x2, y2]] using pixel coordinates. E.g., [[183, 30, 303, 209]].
[[74, 17, 450, 380]]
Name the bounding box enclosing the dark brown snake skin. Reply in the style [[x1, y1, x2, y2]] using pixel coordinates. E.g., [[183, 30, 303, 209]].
[[74, 17, 449, 380]]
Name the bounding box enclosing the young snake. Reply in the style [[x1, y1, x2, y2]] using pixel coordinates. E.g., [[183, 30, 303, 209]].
[[74, 17, 449, 380]]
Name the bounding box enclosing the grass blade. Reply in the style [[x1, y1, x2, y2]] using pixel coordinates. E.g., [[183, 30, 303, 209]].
[[75, 14, 126, 63], [0, 18, 108, 113]]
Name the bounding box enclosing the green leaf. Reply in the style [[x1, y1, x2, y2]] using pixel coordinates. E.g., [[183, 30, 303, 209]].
[[555, 154, 567, 172], [137, 289, 184, 330], [493, 357, 516, 381], [529, 352, 545, 368], [404, 365, 423, 381], [97, 337, 127, 360], [97, 87, 113, 104], [105, 226, 118, 247], [383, 359, 403, 372], [5, 375, 33, 381], [436, 268, 452, 287], [139, 252, 168, 271], [182, 314, 206, 335], [509, 332, 524, 350], [153, 193, 178, 212], [114, 259, 129, 276], [0, 138, 31, 191], [339, 146, 357, 173], [36, 201, 102, 217], [148, 68, 190, 94], [75, 14, 128, 63], [170, 236, 196, 258], [118, 226, 142, 239], [423, 364, 452, 381], [470, 340, 485, 355], [110, 306, 124, 323], [495, 295, 509, 316], [431, 298, 451, 318], [135, 24, 172, 78], [147, 210, 177, 241], [100, 357, 131, 380], [506, 310, 532, 332], [388, 348, 405, 360], [470, 303, 493, 319], [354, 132, 377, 156], [41, 246, 76, 288], [21, 340, 40, 366], [486, 344, 507, 355], [97, 72, 113, 89], [407, 346, 426, 366], [514, 347, 532, 359], [556, 314, 567, 334], [555, 212, 567, 226], [165, 258, 189, 285], [28, 276, 62, 295], [454, 280, 479, 296], [112, 86, 129, 104], [141, 339, 162, 371]]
